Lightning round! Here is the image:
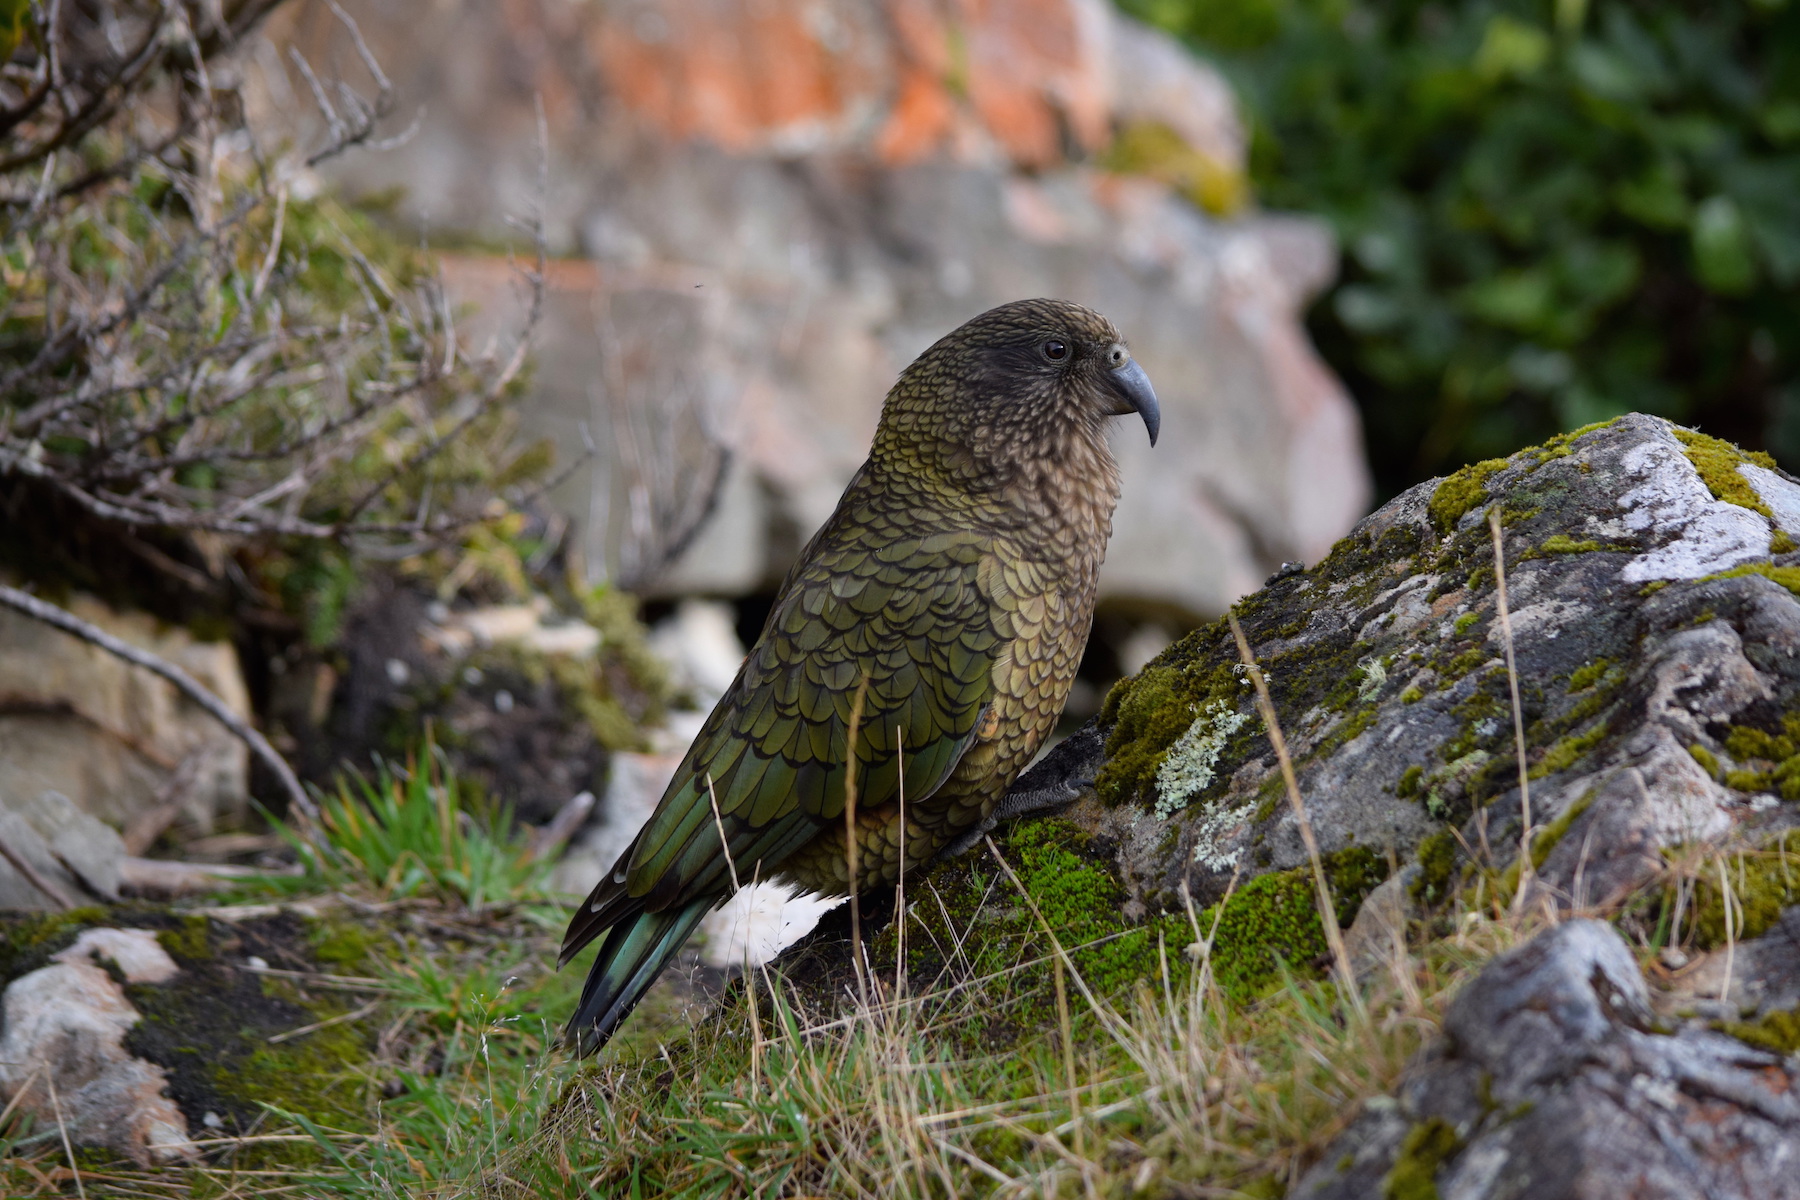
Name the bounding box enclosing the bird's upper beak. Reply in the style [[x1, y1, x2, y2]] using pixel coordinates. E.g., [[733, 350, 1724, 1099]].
[[1107, 354, 1160, 446]]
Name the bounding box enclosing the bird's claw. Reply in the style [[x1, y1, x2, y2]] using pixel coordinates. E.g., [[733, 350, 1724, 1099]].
[[938, 776, 1093, 861]]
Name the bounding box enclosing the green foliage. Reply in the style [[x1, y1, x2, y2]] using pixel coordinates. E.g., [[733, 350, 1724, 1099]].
[[268, 736, 548, 910], [1121, 0, 1800, 494]]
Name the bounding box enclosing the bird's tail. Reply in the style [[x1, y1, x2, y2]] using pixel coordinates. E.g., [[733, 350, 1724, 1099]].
[[564, 896, 714, 1057]]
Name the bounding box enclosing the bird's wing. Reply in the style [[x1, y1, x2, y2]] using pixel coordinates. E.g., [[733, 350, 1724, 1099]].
[[561, 523, 1006, 963]]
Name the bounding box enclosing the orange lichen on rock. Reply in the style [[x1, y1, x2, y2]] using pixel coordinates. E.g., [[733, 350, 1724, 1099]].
[[588, 0, 1113, 167], [588, 1, 888, 154]]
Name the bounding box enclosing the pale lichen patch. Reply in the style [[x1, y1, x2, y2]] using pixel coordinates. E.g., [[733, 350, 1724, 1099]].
[[1154, 699, 1252, 820]]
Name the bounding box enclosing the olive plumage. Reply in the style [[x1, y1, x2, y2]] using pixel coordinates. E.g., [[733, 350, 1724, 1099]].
[[561, 298, 1159, 1055]]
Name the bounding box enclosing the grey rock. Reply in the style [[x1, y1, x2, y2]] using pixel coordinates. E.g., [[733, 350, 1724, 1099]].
[[0, 789, 124, 910], [1015, 414, 1800, 926], [250, 0, 1370, 614], [0, 929, 193, 1166], [0, 587, 249, 833], [1295, 920, 1800, 1200]]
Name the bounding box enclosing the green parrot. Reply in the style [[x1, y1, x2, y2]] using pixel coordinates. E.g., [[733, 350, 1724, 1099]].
[[561, 297, 1160, 1054]]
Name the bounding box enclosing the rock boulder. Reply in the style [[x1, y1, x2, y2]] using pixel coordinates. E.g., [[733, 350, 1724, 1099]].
[[250, 0, 1369, 613]]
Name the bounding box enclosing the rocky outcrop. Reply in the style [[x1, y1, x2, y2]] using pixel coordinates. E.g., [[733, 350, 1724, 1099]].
[[1296, 920, 1800, 1200], [0, 588, 250, 834], [1018, 413, 1800, 925], [0, 928, 193, 1166], [249, 0, 1368, 614], [0, 789, 124, 909], [763, 413, 1800, 1185]]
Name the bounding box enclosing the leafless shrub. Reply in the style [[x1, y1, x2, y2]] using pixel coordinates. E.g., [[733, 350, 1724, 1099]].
[[0, 0, 550, 613], [588, 288, 731, 590]]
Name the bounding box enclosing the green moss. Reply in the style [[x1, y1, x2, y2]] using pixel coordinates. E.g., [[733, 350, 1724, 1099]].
[[1705, 561, 1800, 597], [0, 906, 108, 980], [1396, 765, 1424, 799], [1530, 418, 1620, 463], [1203, 847, 1388, 1002], [1719, 715, 1800, 799], [1007, 821, 1174, 996], [1527, 791, 1596, 869], [1097, 662, 1235, 807], [309, 919, 377, 968], [1537, 534, 1603, 554], [1528, 724, 1607, 780], [1442, 690, 1504, 762], [1320, 705, 1380, 754], [1775, 529, 1796, 555], [123, 912, 380, 1163], [1688, 744, 1722, 779], [1401, 686, 1424, 704], [1673, 428, 1777, 518], [1567, 658, 1616, 692], [157, 914, 212, 961], [1717, 1007, 1800, 1055], [1453, 613, 1480, 635], [1445, 648, 1490, 680], [1684, 830, 1800, 949], [1382, 1117, 1460, 1200], [879, 818, 1194, 1026], [1428, 458, 1507, 534], [1640, 580, 1670, 596], [1410, 828, 1460, 906]]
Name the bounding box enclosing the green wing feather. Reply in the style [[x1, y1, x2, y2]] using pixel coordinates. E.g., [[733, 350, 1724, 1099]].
[[560, 513, 1005, 967]]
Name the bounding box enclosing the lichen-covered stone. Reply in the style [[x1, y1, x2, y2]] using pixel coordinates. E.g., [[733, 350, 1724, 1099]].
[[0, 902, 387, 1166], [1295, 920, 1800, 1200], [1006, 413, 1800, 933], [775, 414, 1800, 1186]]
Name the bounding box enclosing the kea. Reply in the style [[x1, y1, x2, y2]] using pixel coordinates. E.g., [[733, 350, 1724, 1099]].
[[561, 297, 1159, 1054]]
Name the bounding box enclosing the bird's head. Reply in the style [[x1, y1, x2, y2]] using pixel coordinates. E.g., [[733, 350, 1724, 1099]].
[[874, 298, 1160, 484]]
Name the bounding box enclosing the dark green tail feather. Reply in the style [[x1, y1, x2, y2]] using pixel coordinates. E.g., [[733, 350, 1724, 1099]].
[[565, 897, 714, 1057]]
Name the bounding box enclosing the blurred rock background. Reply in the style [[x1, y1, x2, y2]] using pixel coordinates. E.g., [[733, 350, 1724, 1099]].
[[253, 0, 1371, 624]]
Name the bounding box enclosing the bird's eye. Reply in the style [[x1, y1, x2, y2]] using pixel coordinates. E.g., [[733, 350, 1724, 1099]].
[[1042, 339, 1068, 362]]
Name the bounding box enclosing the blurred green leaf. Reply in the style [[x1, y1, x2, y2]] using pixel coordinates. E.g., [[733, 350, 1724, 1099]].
[[1122, 0, 1800, 489], [1474, 16, 1551, 83], [1693, 195, 1758, 292]]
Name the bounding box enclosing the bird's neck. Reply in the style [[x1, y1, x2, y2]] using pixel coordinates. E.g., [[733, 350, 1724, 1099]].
[[997, 422, 1122, 559], [874, 422, 1121, 568]]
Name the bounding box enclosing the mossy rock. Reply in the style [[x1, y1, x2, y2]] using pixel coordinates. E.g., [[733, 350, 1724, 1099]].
[[0, 903, 392, 1164]]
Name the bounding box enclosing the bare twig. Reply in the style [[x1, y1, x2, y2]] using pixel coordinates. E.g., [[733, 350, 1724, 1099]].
[[1489, 508, 1535, 913], [268, 999, 381, 1045], [524, 790, 595, 864], [0, 834, 79, 910], [1226, 611, 1365, 1021], [0, 584, 321, 831], [845, 674, 871, 1009]]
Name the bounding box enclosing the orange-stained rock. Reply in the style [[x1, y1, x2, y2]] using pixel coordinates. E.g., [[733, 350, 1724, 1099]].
[[588, 1, 890, 155], [875, 64, 959, 164], [250, 0, 1364, 617]]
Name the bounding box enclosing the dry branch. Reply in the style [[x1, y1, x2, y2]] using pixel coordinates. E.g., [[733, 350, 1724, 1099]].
[[0, 582, 321, 830]]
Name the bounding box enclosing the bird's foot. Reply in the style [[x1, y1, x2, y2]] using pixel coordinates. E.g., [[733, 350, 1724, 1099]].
[[937, 775, 1094, 861]]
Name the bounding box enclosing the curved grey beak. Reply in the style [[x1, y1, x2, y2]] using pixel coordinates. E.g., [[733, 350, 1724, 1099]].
[[1109, 358, 1160, 446]]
